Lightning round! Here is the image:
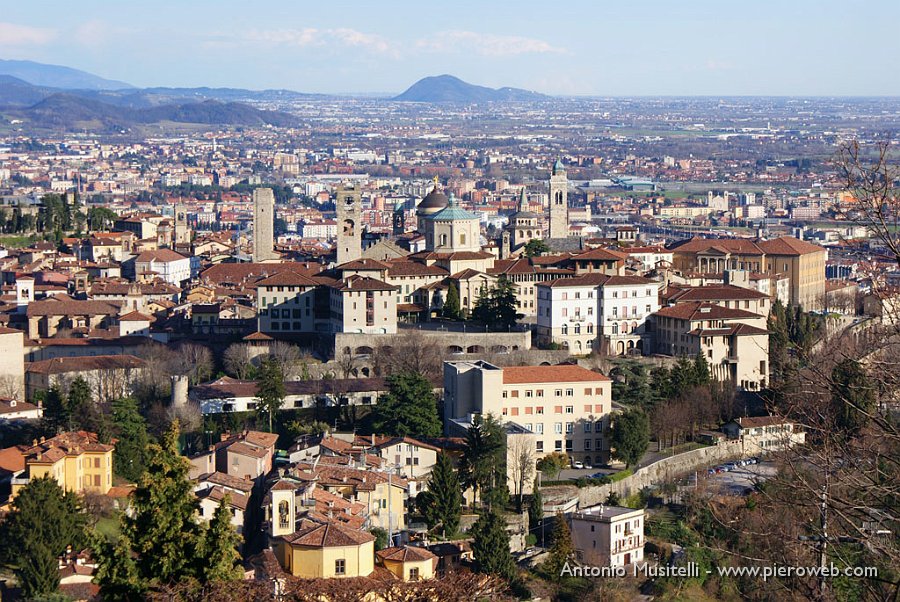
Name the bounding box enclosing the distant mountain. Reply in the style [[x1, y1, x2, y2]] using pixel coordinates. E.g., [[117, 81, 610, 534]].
[[393, 74, 548, 103], [0, 59, 133, 90], [3, 91, 297, 130]]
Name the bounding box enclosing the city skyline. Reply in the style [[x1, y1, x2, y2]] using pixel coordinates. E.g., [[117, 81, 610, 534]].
[[1, 0, 899, 96]]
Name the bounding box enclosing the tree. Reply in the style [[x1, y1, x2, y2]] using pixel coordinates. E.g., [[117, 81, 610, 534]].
[[542, 512, 574, 581], [508, 435, 535, 512], [470, 509, 515, 581], [0, 477, 88, 600], [523, 238, 551, 257], [418, 452, 463, 538], [472, 278, 521, 331], [535, 452, 569, 480], [371, 371, 442, 438], [255, 357, 285, 433], [443, 282, 462, 320], [528, 477, 543, 531], [372, 331, 445, 382], [830, 359, 876, 439], [459, 414, 507, 510], [40, 386, 68, 435], [174, 343, 214, 386], [610, 408, 650, 468], [67, 376, 93, 430], [197, 498, 243, 583], [369, 527, 389, 551], [692, 352, 711, 385], [110, 397, 150, 483], [223, 343, 256, 380]]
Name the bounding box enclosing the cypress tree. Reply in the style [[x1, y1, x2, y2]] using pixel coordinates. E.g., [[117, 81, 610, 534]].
[[255, 357, 285, 433], [693, 352, 711, 385], [443, 282, 461, 320], [543, 512, 575, 581], [198, 498, 243, 583], [528, 477, 543, 531], [40, 386, 68, 436], [471, 509, 516, 581], [420, 452, 463, 538], [110, 398, 150, 483]]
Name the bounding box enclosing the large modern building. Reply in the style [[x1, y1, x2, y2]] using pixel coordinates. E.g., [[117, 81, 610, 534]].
[[443, 361, 612, 465]]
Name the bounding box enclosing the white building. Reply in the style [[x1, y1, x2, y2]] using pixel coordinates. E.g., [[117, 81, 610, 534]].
[[571, 505, 645, 567], [300, 220, 337, 239], [133, 249, 191, 285], [536, 274, 661, 356]]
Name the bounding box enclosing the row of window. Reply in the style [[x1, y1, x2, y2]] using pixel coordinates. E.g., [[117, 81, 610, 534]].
[[519, 421, 606, 435], [502, 387, 605, 399]]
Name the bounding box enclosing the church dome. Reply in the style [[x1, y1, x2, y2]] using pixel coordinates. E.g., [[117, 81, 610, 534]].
[[552, 158, 565, 175], [417, 183, 449, 215]]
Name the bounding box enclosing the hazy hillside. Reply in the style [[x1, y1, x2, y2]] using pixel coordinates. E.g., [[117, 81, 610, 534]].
[[394, 74, 547, 102]]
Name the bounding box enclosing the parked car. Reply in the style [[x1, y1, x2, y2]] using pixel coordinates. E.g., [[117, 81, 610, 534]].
[[572, 461, 584, 469], [723, 462, 738, 471], [590, 472, 607, 479], [583, 462, 593, 469]]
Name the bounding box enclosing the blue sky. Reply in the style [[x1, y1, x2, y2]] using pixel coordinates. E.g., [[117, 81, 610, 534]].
[[1, 0, 897, 95]]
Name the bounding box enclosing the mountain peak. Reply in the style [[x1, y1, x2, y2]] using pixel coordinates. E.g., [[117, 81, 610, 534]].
[[0, 59, 133, 91], [393, 74, 548, 103]]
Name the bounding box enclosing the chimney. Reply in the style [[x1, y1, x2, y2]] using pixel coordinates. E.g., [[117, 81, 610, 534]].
[[39, 436, 45, 443]]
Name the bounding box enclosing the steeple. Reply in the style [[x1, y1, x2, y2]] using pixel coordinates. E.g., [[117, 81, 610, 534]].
[[552, 158, 565, 175], [518, 187, 527, 212]]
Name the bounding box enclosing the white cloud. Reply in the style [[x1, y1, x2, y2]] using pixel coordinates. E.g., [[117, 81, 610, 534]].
[[239, 27, 397, 56], [0, 22, 56, 46], [416, 30, 565, 57]]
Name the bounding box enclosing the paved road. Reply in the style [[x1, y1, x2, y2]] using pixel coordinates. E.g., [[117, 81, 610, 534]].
[[557, 467, 616, 481], [704, 462, 777, 495]]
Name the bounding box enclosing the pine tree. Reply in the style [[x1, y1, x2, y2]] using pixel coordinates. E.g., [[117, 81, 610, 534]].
[[198, 498, 243, 583], [110, 398, 150, 483], [471, 509, 516, 581], [459, 414, 507, 510], [443, 282, 461, 320], [371, 371, 442, 437], [420, 452, 463, 538], [67, 376, 93, 431], [830, 359, 877, 439], [40, 386, 68, 435], [693, 352, 711, 385], [543, 512, 575, 581], [95, 421, 204, 599], [528, 477, 543, 531], [255, 357, 285, 433], [0, 476, 88, 600], [610, 408, 650, 468]]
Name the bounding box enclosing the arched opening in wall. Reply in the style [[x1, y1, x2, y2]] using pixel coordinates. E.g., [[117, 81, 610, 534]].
[[637, 340, 644, 353], [354, 346, 374, 356], [584, 456, 591, 466], [540, 361, 552, 366], [467, 345, 485, 354], [576, 341, 583, 352], [616, 341, 625, 355], [361, 367, 371, 377], [447, 345, 464, 354], [562, 341, 570, 350], [439, 234, 448, 246], [627, 340, 635, 350], [512, 345, 520, 351], [555, 191, 563, 205], [342, 219, 355, 237], [490, 345, 509, 354]]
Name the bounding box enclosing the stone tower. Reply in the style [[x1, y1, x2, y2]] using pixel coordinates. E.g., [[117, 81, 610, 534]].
[[252, 188, 278, 262], [548, 159, 568, 239], [392, 199, 406, 236], [336, 183, 362, 264], [174, 202, 190, 245]]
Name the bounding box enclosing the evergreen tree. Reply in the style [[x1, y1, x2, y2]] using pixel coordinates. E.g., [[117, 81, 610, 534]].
[[110, 398, 150, 483], [67, 376, 93, 431], [419, 452, 463, 538], [198, 498, 243, 583], [693, 352, 711, 385], [459, 414, 507, 510], [0, 477, 88, 600], [523, 239, 551, 257], [443, 282, 462, 320], [472, 278, 520, 331], [40, 386, 68, 435], [371, 371, 442, 437], [543, 512, 575, 581], [669, 355, 697, 397], [610, 408, 650, 468], [471, 509, 516, 581], [830, 359, 877, 439], [255, 357, 285, 433], [528, 477, 543, 531], [95, 422, 204, 599]]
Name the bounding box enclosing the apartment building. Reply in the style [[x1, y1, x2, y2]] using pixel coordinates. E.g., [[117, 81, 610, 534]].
[[536, 274, 660, 356], [571, 505, 645, 567], [723, 415, 805, 453], [133, 249, 191, 285], [329, 276, 398, 334], [8, 431, 114, 499], [256, 270, 320, 334], [662, 283, 770, 316], [443, 361, 612, 465], [652, 302, 769, 390]]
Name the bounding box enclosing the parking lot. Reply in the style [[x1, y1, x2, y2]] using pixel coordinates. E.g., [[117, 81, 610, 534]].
[[705, 460, 777, 495], [556, 467, 616, 481]]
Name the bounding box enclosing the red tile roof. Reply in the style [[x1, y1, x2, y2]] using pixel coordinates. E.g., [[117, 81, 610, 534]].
[[655, 301, 762, 321], [281, 520, 375, 548], [26, 354, 145, 375], [502, 364, 610, 385]]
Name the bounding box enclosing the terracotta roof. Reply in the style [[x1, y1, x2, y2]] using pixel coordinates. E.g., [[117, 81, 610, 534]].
[[255, 270, 320, 288], [26, 297, 120, 317], [377, 546, 437, 563], [0, 399, 39, 415], [0, 446, 26, 473], [502, 364, 610, 385], [20, 430, 114, 461], [654, 301, 762, 321], [27, 354, 145, 375], [243, 430, 279, 449], [197, 485, 250, 511], [669, 237, 765, 256], [336, 258, 391, 271], [281, 520, 375, 548], [387, 262, 449, 277], [200, 471, 254, 493], [227, 441, 269, 459], [757, 236, 825, 257], [571, 248, 628, 262], [118, 311, 152, 321], [135, 249, 188, 263], [331, 275, 397, 292], [665, 284, 768, 302], [191, 376, 389, 400]]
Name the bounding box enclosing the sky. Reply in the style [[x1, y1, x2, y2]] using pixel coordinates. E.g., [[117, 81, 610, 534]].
[[1, 0, 898, 96]]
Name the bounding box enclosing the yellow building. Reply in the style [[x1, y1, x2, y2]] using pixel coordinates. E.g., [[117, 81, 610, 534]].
[[11, 431, 114, 498], [376, 546, 437, 581], [275, 520, 375, 578]]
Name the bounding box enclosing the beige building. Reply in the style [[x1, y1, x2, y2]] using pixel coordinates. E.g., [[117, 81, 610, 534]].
[[443, 361, 612, 465], [25, 354, 146, 402], [723, 415, 805, 453], [8, 431, 114, 500], [329, 276, 398, 334], [0, 327, 25, 400], [571, 505, 645, 567], [256, 269, 320, 334], [376, 546, 437, 581], [670, 236, 826, 309], [652, 302, 769, 390]]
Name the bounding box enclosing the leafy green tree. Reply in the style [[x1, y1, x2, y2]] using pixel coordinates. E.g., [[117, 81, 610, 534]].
[[472, 278, 521, 331], [371, 371, 442, 437], [610, 408, 650, 468], [830, 359, 876, 438], [443, 282, 462, 320], [543, 512, 575, 581], [471, 509, 515, 581], [523, 239, 550, 257], [459, 414, 507, 510], [197, 497, 243, 583], [369, 527, 389, 551], [528, 477, 543, 531], [110, 398, 150, 483], [95, 422, 204, 599], [0, 477, 88, 600], [255, 357, 285, 433], [535, 452, 569, 480], [418, 452, 463, 537]]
